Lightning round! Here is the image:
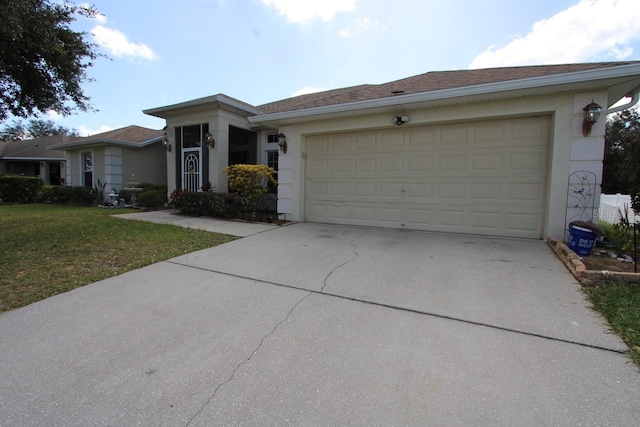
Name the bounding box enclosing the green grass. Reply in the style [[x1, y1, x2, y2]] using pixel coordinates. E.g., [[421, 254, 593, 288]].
[[0, 204, 236, 313], [583, 282, 640, 366]]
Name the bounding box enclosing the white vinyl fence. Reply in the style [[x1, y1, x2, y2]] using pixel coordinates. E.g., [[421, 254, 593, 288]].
[[598, 193, 638, 224]]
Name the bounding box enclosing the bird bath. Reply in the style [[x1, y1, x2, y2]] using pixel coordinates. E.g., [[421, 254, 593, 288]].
[[123, 174, 143, 206]]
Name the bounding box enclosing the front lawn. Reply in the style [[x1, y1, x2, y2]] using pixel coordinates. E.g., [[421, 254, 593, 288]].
[[583, 282, 640, 367], [0, 204, 235, 313]]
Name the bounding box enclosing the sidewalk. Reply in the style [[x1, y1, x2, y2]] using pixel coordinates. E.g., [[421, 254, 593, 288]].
[[114, 210, 280, 237]]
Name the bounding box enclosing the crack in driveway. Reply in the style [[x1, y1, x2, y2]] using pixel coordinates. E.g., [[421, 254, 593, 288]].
[[320, 233, 362, 293], [185, 291, 312, 426]]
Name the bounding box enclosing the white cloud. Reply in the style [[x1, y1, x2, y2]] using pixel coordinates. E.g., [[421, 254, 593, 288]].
[[292, 86, 327, 97], [261, 0, 358, 22], [91, 25, 156, 60], [339, 16, 381, 38], [77, 125, 115, 137], [45, 110, 62, 121], [469, 0, 640, 69]]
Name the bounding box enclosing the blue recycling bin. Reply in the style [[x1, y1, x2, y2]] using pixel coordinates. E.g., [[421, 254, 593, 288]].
[[567, 225, 596, 256]]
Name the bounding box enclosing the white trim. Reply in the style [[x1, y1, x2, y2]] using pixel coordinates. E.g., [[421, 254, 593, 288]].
[[144, 94, 262, 117], [48, 136, 163, 151]]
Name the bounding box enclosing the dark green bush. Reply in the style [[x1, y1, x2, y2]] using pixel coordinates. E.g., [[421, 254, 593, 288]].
[[0, 175, 44, 203], [137, 188, 166, 208], [37, 185, 94, 206], [170, 190, 243, 217]]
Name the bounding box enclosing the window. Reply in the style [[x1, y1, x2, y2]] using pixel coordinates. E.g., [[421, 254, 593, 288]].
[[266, 150, 278, 194], [266, 133, 279, 145], [82, 152, 93, 188]]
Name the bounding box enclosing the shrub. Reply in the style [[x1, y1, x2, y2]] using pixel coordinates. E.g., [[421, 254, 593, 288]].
[[37, 185, 94, 206], [223, 164, 277, 211], [170, 190, 243, 218], [0, 175, 44, 203], [138, 189, 166, 208]]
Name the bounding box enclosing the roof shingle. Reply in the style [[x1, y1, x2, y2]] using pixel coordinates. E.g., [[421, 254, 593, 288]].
[[257, 61, 640, 114]]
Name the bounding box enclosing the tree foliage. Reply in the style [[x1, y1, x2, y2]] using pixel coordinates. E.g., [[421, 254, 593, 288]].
[[0, 118, 78, 141], [602, 108, 640, 211], [0, 0, 100, 121]]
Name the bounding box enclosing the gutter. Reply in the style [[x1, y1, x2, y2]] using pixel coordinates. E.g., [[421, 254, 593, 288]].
[[2, 157, 64, 161], [249, 63, 640, 123], [606, 86, 640, 115]]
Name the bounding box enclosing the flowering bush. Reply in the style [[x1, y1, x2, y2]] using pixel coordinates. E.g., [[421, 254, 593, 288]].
[[223, 164, 277, 212]]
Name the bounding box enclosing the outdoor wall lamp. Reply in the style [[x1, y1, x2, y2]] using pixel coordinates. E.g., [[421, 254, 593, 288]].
[[582, 101, 602, 137], [162, 133, 171, 152], [393, 115, 410, 125], [277, 133, 287, 153], [205, 132, 215, 149]]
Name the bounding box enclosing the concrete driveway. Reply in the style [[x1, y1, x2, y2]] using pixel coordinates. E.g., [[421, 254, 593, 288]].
[[1, 223, 638, 426]]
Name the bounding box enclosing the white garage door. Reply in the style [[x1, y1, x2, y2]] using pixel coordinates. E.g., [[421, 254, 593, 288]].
[[305, 116, 550, 238]]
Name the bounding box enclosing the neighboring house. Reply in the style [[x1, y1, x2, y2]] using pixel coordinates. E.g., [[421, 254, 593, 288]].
[[0, 135, 68, 185], [49, 125, 166, 194], [144, 61, 640, 240]]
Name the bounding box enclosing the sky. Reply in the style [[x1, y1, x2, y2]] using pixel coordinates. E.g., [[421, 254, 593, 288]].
[[35, 0, 640, 135]]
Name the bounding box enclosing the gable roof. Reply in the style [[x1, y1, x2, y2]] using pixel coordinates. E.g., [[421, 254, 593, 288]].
[[49, 125, 164, 150], [0, 135, 68, 160]]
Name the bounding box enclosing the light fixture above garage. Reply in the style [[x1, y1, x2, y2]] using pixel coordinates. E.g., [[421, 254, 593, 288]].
[[393, 115, 410, 126], [582, 101, 602, 136], [205, 132, 215, 149]]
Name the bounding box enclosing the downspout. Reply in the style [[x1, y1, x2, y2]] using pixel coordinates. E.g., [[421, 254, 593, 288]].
[[606, 87, 640, 115]]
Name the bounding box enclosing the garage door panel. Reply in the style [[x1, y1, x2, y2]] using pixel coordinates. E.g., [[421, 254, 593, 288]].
[[473, 123, 505, 143], [354, 132, 377, 149], [406, 182, 433, 198], [470, 182, 503, 201], [407, 155, 435, 172], [408, 129, 435, 148], [472, 153, 503, 171], [330, 158, 351, 173], [355, 158, 377, 173], [508, 152, 546, 172], [440, 126, 469, 145], [305, 117, 549, 238], [438, 154, 467, 171], [330, 135, 352, 152], [468, 210, 502, 231], [381, 132, 403, 148]]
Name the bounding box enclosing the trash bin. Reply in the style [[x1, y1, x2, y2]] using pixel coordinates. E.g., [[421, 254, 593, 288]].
[[567, 225, 597, 256]]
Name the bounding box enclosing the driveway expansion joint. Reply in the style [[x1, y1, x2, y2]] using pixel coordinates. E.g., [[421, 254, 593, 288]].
[[185, 291, 312, 426], [168, 260, 626, 356]]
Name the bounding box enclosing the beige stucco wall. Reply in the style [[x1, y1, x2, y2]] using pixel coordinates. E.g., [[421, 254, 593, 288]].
[[274, 92, 607, 240], [121, 144, 167, 189]]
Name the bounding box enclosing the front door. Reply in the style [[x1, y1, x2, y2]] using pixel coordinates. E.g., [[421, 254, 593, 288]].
[[176, 124, 208, 192]]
